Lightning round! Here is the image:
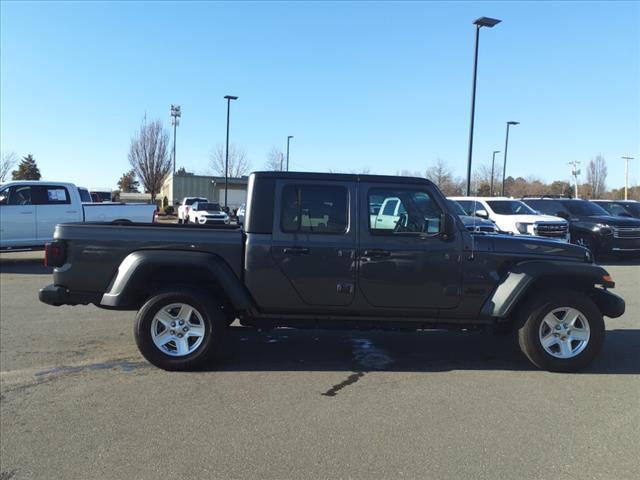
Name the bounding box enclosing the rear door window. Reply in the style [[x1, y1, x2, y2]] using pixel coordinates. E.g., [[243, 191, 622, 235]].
[[281, 185, 348, 234], [33, 186, 71, 205]]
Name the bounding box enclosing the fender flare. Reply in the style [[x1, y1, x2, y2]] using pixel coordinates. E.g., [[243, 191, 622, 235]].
[[100, 250, 254, 310], [480, 260, 616, 319]]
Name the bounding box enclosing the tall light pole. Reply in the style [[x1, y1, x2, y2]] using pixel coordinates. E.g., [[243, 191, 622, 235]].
[[568, 160, 581, 199], [490, 150, 500, 196], [622, 156, 634, 200], [501, 121, 519, 196], [223, 95, 238, 209], [466, 16, 502, 196], [286, 136, 293, 171], [170, 105, 181, 175]]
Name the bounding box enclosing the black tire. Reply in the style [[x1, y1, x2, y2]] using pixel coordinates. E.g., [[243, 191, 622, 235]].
[[572, 233, 597, 255], [178, 218, 183, 224], [134, 289, 226, 371], [515, 290, 604, 372]]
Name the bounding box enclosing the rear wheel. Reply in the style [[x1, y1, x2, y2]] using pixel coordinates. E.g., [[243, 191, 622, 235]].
[[515, 290, 604, 372], [134, 289, 226, 371]]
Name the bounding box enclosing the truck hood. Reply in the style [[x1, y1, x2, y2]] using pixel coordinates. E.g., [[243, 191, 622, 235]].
[[489, 233, 589, 261], [575, 215, 640, 227], [498, 214, 565, 224]]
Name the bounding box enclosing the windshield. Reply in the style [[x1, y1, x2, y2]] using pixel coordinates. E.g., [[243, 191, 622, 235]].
[[447, 200, 467, 216], [563, 200, 609, 216], [487, 200, 536, 215], [626, 203, 640, 215], [197, 203, 221, 211], [186, 198, 207, 206]]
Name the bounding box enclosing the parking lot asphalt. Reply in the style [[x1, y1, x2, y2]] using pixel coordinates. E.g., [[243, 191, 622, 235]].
[[0, 251, 639, 480]]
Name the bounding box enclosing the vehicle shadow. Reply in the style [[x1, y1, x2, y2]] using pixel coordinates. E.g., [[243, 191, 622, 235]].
[[202, 327, 640, 374], [0, 256, 51, 275]]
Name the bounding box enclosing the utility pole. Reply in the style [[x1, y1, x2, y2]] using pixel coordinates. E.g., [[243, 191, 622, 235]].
[[170, 105, 181, 175], [286, 136, 293, 171], [568, 160, 581, 199], [622, 156, 634, 200]]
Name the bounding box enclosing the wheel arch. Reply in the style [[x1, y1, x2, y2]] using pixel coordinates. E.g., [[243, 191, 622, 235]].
[[481, 260, 619, 321], [100, 250, 255, 312]]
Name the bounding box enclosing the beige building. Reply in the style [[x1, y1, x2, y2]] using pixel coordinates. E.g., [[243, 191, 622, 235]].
[[160, 173, 249, 210]]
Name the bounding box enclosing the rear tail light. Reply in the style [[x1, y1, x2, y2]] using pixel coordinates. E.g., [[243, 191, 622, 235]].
[[44, 241, 67, 267]]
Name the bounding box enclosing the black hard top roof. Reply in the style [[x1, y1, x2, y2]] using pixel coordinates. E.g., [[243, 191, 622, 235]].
[[251, 171, 434, 187]]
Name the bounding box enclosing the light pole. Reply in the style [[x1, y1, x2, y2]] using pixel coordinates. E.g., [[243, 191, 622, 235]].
[[622, 156, 634, 200], [466, 16, 502, 196], [490, 150, 500, 196], [568, 160, 581, 199], [223, 95, 238, 209], [170, 105, 181, 174], [501, 121, 519, 196], [286, 136, 293, 171]]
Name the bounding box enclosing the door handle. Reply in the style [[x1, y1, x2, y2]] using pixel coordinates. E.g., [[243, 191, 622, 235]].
[[363, 249, 390, 258], [20, 211, 33, 214], [283, 247, 309, 255]]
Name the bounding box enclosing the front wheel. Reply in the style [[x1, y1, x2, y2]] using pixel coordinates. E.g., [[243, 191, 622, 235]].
[[134, 289, 226, 371], [516, 290, 604, 372]]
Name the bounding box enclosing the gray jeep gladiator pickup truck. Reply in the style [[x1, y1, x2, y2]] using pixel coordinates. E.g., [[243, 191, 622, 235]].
[[39, 172, 625, 372]]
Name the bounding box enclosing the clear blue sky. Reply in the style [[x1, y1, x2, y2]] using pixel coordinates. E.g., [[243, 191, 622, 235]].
[[1, 0, 638, 190]]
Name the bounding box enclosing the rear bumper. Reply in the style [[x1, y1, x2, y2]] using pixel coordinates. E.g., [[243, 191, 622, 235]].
[[39, 284, 99, 306]]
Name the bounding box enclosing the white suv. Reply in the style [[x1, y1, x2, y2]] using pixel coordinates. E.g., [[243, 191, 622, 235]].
[[450, 197, 569, 242]]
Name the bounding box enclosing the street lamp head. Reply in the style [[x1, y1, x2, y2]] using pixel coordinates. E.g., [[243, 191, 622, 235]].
[[493, 150, 501, 154], [224, 95, 239, 101], [507, 121, 520, 126], [288, 135, 293, 140], [473, 17, 501, 28], [170, 105, 181, 117]]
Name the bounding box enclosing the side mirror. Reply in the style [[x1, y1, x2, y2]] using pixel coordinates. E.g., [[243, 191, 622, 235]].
[[439, 213, 456, 238], [474, 209, 489, 219], [0, 196, 7, 205]]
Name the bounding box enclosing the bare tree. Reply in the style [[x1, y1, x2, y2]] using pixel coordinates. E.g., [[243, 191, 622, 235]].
[[265, 147, 285, 171], [210, 144, 251, 178], [425, 158, 465, 196], [1, 151, 18, 182], [586, 155, 608, 199], [128, 117, 172, 202]]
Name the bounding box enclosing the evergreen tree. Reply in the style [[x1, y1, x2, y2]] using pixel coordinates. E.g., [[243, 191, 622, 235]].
[[117, 169, 140, 193], [12, 154, 41, 180]]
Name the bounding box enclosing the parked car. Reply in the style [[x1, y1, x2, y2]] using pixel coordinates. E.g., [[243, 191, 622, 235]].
[[450, 196, 569, 241], [40, 172, 624, 373], [90, 189, 113, 203], [187, 202, 230, 225], [447, 200, 499, 234], [591, 200, 640, 219], [177, 197, 208, 224], [522, 197, 640, 257], [236, 203, 246, 225], [0, 181, 156, 250]]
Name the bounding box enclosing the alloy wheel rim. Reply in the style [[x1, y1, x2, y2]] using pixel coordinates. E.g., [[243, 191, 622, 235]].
[[151, 303, 206, 357], [538, 307, 590, 359]]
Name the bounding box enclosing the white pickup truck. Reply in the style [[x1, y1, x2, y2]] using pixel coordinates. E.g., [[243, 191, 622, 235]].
[[0, 181, 157, 250], [450, 196, 569, 242]]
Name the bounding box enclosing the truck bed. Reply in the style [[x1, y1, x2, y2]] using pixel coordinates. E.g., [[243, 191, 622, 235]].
[[51, 222, 243, 298]]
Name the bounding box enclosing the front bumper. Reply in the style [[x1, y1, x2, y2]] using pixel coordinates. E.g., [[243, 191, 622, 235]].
[[39, 284, 99, 306], [590, 288, 626, 318], [599, 236, 640, 254]]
